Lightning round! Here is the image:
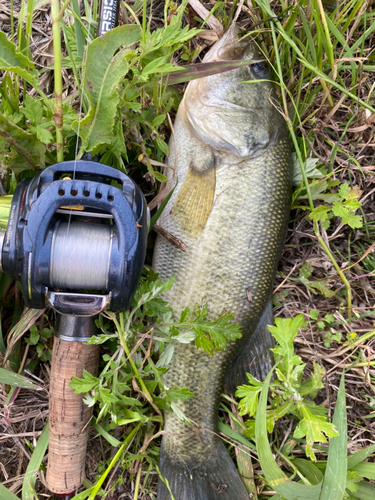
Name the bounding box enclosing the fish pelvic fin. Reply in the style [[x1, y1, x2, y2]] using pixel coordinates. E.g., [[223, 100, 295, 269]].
[[225, 296, 275, 394], [172, 161, 216, 237], [157, 439, 249, 500]]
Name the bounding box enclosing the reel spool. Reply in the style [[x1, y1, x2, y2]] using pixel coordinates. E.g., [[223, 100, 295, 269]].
[[1, 160, 148, 317]]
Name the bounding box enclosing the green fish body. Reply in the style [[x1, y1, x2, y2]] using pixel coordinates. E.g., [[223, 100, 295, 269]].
[[153, 26, 292, 500]]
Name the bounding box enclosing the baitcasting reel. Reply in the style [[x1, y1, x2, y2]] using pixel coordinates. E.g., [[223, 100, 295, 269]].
[[0, 160, 148, 497], [1, 160, 148, 318]]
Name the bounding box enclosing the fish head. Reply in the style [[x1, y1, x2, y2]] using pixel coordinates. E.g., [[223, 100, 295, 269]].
[[184, 24, 286, 162]]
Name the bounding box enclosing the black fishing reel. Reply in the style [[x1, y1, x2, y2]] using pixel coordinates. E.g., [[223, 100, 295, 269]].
[[0, 160, 148, 317]]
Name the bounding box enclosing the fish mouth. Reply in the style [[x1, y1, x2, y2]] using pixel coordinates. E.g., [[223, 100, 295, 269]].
[[203, 23, 259, 63]]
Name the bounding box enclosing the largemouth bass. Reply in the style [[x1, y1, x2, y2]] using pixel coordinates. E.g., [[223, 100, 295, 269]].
[[153, 25, 292, 500]]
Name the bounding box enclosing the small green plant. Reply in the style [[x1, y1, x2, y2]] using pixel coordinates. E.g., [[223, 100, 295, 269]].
[[235, 316, 375, 500], [236, 315, 337, 461], [25, 323, 54, 361]]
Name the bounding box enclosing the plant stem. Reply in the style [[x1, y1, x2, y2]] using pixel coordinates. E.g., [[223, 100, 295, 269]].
[[315, 227, 352, 316], [111, 313, 159, 413], [133, 466, 142, 500], [50, 0, 64, 161], [88, 423, 142, 500]]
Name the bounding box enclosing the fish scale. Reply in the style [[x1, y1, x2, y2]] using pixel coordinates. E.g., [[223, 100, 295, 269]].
[[153, 25, 292, 500]]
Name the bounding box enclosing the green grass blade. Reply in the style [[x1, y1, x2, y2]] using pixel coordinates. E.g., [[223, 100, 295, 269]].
[[218, 421, 256, 450], [255, 371, 322, 500], [0, 484, 19, 500], [347, 444, 375, 469], [149, 183, 176, 232], [71, 0, 85, 58], [22, 422, 48, 500], [319, 372, 347, 500], [0, 366, 39, 389]]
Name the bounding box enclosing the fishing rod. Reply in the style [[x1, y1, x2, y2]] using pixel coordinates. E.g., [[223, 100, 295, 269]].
[[0, 2, 143, 499]]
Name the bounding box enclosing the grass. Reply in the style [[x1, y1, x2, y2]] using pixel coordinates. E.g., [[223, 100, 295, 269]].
[[0, 0, 375, 499]]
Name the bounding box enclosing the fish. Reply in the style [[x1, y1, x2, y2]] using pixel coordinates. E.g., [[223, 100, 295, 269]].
[[152, 24, 292, 500]]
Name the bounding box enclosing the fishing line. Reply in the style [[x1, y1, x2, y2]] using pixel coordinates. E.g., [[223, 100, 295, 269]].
[[66, 0, 95, 237]]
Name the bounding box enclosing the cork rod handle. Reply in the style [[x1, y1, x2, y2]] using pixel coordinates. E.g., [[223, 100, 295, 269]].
[[46, 337, 99, 494]]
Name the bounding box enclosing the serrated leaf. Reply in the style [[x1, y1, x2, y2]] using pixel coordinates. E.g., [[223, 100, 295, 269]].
[[268, 315, 305, 379], [73, 25, 141, 152], [332, 203, 362, 228], [294, 404, 339, 461], [293, 155, 326, 185], [170, 400, 191, 424], [31, 126, 54, 145], [0, 111, 45, 170], [309, 205, 331, 224], [236, 382, 262, 417], [166, 386, 194, 402], [70, 369, 99, 393], [21, 95, 43, 125], [99, 387, 119, 404], [174, 330, 195, 343], [156, 343, 174, 368], [0, 32, 41, 91], [299, 262, 313, 279]]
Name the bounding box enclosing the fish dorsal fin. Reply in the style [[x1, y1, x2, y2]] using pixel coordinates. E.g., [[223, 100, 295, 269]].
[[172, 154, 216, 237]]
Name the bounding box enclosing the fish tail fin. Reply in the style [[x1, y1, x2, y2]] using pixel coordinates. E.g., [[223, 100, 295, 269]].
[[157, 439, 249, 500], [225, 297, 275, 394]]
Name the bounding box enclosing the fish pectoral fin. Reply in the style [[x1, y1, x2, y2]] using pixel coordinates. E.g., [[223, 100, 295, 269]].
[[172, 162, 216, 236]]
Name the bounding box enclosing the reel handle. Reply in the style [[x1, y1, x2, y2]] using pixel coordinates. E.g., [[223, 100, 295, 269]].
[[46, 317, 99, 495]]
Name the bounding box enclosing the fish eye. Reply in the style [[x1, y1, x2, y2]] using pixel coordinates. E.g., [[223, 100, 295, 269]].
[[251, 61, 268, 78]]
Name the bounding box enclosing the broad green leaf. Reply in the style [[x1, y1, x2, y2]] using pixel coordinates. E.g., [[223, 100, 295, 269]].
[[74, 25, 141, 152], [349, 481, 375, 500], [0, 32, 40, 90], [0, 484, 19, 500], [22, 423, 48, 500], [0, 112, 45, 170], [351, 462, 375, 481], [255, 371, 322, 499], [319, 372, 347, 500], [0, 366, 38, 389]]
